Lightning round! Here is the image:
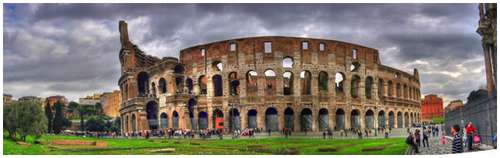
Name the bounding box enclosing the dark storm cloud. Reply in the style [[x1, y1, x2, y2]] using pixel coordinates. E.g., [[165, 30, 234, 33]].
[[3, 3, 486, 104]]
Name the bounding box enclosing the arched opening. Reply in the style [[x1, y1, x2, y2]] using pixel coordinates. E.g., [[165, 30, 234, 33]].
[[151, 82, 156, 96], [403, 84, 408, 99], [378, 79, 384, 98], [282, 57, 294, 68], [300, 70, 312, 95], [198, 75, 207, 95], [365, 110, 374, 129], [365, 77, 373, 99], [318, 108, 329, 131], [172, 111, 179, 129], [318, 71, 328, 93], [404, 112, 409, 128], [212, 61, 223, 72], [351, 75, 361, 98], [351, 109, 360, 129], [131, 114, 137, 132], [301, 108, 313, 131], [188, 98, 197, 129], [229, 108, 240, 131], [389, 111, 395, 128], [228, 72, 240, 96], [186, 78, 193, 94], [213, 109, 224, 130], [159, 78, 167, 94], [335, 72, 345, 94], [265, 107, 278, 131], [283, 71, 294, 96], [212, 75, 223, 96], [246, 70, 258, 95], [137, 72, 149, 96], [247, 109, 257, 129], [146, 101, 159, 130], [397, 112, 403, 128], [387, 80, 394, 97], [284, 107, 294, 130], [160, 112, 168, 129], [378, 111, 385, 128], [264, 69, 276, 96], [335, 109, 345, 130], [350, 62, 360, 72], [174, 64, 185, 74], [396, 83, 401, 98], [175, 77, 184, 94], [198, 111, 208, 129]]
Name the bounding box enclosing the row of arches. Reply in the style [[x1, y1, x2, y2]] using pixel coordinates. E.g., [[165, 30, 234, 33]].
[[124, 102, 420, 132]]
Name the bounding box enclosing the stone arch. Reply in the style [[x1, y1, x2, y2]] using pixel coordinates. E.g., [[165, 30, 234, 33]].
[[335, 72, 346, 94], [388, 111, 395, 128], [228, 72, 240, 96], [264, 69, 277, 96], [284, 107, 294, 130], [187, 98, 197, 129], [403, 84, 408, 99], [350, 109, 361, 129], [378, 110, 385, 128], [247, 109, 258, 129], [160, 112, 168, 129], [159, 78, 167, 93], [174, 64, 185, 74], [365, 76, 374, 99], [172, 111, 179, 129], [318, 71, 329, 93], [378, 79, 384, 98], [175, 76, 184, 94], [198, 75, 207, 95], [151, 82, 156, 96], [396, 83, 402, 98], [404, 112, 409, 127], [318, 108, 329, 131], [301, 108, 313, 131], [198, 111, 208, 129], [265, 107, 279, 131], [351, 75, 361, 98], [131, 114, 137, 132], [365, 109, 375, 129], [212, 75, 223, 96], [186, 78, 193, 94], [387, 80, 394, 97], [137, 71, 149, 96], [213, 109, 224, 129], [212, 61, 223, 72], [146, 101, 159, 130], [229, 108, 241, 131], [335, 108, 345, 130], [300, 70, 312, 95], [283, 71, 294, 95], [246, 70, 258, 95], [397, 111, 403, 128]]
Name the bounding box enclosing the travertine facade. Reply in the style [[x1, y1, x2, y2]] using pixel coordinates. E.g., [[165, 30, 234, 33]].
[[101, 90, 122, 118], [118, 20, 421, 133]]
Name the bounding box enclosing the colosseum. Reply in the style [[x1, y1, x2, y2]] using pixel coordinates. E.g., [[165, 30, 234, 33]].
[[118, 20, 422, 134]]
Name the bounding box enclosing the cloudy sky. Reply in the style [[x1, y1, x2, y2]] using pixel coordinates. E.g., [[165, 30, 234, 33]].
[[3, 3, 487, 106]]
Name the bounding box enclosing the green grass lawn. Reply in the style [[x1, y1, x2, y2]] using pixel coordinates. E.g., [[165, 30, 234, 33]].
[[3, 134, 408, 155]]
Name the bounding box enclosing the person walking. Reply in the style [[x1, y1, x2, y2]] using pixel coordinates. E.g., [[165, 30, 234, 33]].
[[422, 128, 429, 147], [451, 124, 464, 154], [465, 122, 476, 151], [406, 131, 418, 153], [414, 129, 421, 147]]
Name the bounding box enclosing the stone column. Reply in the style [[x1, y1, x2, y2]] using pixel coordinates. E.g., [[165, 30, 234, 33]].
[[294, 107, 301, 132], [241, 107, 247, 130], [207, 107, 213, 129]]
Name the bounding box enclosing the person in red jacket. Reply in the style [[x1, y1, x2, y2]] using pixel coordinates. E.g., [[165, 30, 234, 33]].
[[465, 122, 476, 151]]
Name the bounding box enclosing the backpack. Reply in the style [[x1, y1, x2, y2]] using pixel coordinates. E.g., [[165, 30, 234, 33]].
[[406, 135, 414, 145]]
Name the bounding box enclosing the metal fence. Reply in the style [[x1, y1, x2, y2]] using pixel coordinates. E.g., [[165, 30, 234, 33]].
[[444, 95, 497, 145]]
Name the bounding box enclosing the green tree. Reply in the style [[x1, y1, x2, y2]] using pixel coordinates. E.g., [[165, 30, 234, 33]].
[[4, 100, 47, 141], [109, 117, 121, 133], [44, 101, 53, 133], [52, 101, 69, 134], [4, 105, 18, 139], [85, 115, 111, 132], [94, 102, 103, 115]]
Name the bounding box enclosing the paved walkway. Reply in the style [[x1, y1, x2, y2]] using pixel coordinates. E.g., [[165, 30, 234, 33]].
[[415, 134, 452, 155]]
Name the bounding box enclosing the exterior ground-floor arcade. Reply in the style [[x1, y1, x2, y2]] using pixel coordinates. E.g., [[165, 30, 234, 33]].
[[121, 100, 421, 133]]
